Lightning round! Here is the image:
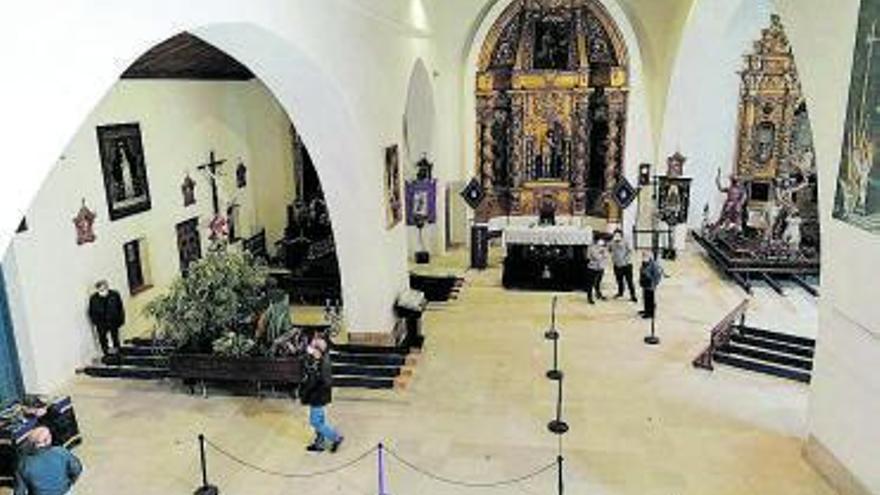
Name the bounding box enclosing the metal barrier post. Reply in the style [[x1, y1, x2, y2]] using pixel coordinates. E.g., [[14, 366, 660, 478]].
[[194, 434, 219, 495]]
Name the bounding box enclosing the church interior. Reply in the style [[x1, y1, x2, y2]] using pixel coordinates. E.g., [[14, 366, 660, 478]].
[[0, 0, 877, 493]]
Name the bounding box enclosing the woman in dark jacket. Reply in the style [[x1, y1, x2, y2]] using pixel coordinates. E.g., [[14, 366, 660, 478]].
[[298, 333, 343, 453]]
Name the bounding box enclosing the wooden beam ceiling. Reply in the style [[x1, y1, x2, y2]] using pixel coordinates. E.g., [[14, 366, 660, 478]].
[[121, 32, 254, 81]]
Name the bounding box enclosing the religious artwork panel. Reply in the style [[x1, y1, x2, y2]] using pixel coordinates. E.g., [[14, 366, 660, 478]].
[[181, 175, 196, 207], [96, 123, 152, 221], [384, 145, 403, 229], [405, 179, 437, 225], [474, 0, 629, 222], [72, 199, 97, 245], [833, 0, 880, 234], [176, 218, 202, 275], [657, 177, 691, 226]]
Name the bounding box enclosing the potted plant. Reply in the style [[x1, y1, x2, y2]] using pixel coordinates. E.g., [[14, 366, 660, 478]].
[[144, 245, 303, 392]]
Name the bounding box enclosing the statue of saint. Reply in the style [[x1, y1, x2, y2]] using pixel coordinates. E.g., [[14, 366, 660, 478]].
[[712, 168, 748, 233]]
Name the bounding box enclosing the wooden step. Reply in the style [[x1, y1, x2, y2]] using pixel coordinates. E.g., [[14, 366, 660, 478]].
[[332, 364, 400, 378], [331, 352, 406, 367], [719, 343, 813, 371], [729, 334, 814, 359], [332, 376, 394, 389], [712, 352, 810, 383], [737, 325, 816, 348]]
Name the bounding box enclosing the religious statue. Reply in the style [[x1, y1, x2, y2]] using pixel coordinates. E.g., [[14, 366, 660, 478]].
[[209, 213, 229, 242], [712, 169, 748, 233], [769, 175, 809, 247], [701, 203, 711, 232], [782, 211, 803, 251], [548, 122, 565, 178]]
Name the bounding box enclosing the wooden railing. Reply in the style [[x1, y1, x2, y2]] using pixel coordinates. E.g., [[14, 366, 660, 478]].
[[692, 299, 750, 371]]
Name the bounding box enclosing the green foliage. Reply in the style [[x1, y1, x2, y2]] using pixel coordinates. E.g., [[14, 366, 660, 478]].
[[144, 248, 268, 352], [212, 331, 257, 358], [262, 291, 292, 344]]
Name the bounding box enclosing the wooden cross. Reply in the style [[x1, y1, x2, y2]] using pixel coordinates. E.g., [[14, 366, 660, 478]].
[[197, 150, 226, 214]]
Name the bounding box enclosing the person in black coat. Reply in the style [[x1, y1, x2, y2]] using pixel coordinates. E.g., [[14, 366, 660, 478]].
[[638, 251, 665, 319], [87, 280, 125, 355], [298, 332, 343, 453]]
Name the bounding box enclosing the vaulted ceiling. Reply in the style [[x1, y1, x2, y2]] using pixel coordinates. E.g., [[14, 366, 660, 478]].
[[121, 32, 254, 81]]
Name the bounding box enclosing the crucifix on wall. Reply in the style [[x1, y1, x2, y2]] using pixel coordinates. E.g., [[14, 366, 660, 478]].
[[197, 150, 226, 215], [197, 150, 230, 242]]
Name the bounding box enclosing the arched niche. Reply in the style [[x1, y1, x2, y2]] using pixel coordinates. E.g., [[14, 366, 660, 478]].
[[403, 59, 437, 172], [403, 58, 442, 258]]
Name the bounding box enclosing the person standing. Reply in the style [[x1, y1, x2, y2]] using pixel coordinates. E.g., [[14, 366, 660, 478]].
[[14, 427, 82, 495], [585, 239, 608, 304], [610, 230, 637, 302], [299, 331, 344, 453], [639, 251, 665, 319], [87, 280, 125, 355]]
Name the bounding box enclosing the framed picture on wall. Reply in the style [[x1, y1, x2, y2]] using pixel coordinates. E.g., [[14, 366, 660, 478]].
[[384, 145, 403, 229], [96, 123, 152, 221], [405, 179, 437, 225], [657, 176, 692, 226]]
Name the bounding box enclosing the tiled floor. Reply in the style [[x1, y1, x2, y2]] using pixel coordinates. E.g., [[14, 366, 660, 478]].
[[4, 245, 834, 494]]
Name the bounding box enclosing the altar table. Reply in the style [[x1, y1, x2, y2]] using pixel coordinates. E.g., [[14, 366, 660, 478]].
[[501, 225, 593, 291]]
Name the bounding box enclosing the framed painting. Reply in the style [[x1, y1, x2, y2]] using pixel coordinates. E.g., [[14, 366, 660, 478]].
[[405, 179, 437, 225], [657, 176, 692, 226], [833, 0, 880, 234], [384, 145, 403, 229], [96, 123, 152, 221]]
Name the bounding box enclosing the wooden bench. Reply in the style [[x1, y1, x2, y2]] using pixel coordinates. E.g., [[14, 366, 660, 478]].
[[168, 354, 303, 397]]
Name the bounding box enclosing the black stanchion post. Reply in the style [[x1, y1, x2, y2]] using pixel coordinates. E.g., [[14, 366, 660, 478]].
[[556, 455, 564, 495], [644, 291, 660, 345], [644, 311, 660, 345], [544, 295, 567, 495], [545, 296, 562, 381], [194, 434, 219, 495]]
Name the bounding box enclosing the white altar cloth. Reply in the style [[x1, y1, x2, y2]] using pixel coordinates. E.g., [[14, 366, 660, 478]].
[[502, 225, 593, 246]]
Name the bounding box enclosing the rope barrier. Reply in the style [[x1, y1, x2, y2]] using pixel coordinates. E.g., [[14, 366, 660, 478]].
[[383, 446, 557, 488], [204, 438, 376, 479]]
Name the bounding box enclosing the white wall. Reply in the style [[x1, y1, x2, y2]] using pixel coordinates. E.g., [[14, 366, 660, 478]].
[[773, 0, 880, 492], [660, 0, 775, 229], [3, 79, 295, 393]]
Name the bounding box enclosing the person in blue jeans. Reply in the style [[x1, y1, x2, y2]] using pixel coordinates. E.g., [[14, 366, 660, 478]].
[[299, 332, 344, 453], [15, 426, 82, 495]]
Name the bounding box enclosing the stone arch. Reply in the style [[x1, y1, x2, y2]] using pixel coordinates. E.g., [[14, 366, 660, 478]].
[[10, 22, 397, 343]]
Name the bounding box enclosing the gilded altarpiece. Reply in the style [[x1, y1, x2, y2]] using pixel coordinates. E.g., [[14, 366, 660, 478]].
[[475, 0, 629, 221], [732, 15, 819, 250]]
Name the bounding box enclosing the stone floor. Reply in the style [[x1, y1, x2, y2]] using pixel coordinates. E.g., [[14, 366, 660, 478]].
[[4, 244, 834, 494]]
